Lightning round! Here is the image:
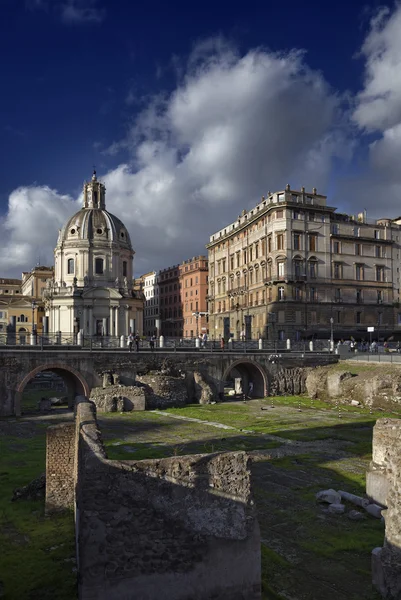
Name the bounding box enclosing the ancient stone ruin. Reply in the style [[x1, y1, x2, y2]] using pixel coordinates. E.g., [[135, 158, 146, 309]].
[[306, 365, 401, 410], [90, 361, 219, 412], [367, 418, 401, 599], [45, 397, 261, 599]]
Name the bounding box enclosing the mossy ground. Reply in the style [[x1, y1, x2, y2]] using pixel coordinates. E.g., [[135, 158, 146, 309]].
[[0, 396, 76, 599], [101, 396, 391, 600], [1, 391, 395, 600]]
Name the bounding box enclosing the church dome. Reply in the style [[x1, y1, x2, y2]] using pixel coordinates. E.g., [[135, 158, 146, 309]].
[[54, 170, 134, 288], [58, 170, 132, 248], [61, 208, 132, 247]]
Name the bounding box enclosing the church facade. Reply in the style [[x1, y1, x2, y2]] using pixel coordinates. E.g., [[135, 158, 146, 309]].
[[44, 171, 143, 336]]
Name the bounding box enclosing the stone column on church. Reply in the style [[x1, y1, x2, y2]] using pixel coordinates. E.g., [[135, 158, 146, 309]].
[[109, 306, 115, 337], [88, 307, 93, 336], [125, 306, 130, 336], [102, 318, 107, 336], [115, 306, 119, 337]]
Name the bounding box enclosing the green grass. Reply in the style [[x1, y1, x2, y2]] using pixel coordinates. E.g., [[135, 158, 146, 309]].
[[300, 518, 384, 557], [21, 389, 68, 413], [104, 434, 281, 461], [0, 426, 76, 599], [261, 545, 288, 599]]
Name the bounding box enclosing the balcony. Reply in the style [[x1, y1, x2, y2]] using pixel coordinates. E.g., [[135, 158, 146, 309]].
[[227, 286, 247, 297]]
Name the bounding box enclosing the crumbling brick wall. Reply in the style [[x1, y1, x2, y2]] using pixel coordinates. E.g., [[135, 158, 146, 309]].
[[45, 398, 261, 599], [45, 422, 75, 514], [368, 418, 401, 599]]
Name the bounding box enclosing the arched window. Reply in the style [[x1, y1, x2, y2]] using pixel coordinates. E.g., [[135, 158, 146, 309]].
[[309, 257, 318, 279], [67, 258, 74, 274], [95, 258, 104, 275]]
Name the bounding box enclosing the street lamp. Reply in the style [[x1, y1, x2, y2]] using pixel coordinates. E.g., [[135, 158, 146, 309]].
[[192, 311, 208, 338], [330, 317, 334, 353], [31, 300, 37, 334]]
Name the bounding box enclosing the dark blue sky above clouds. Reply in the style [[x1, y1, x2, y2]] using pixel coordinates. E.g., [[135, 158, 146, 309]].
[[1, 0, 401, 275]]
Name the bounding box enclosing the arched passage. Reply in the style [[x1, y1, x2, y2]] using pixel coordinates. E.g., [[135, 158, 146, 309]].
[[15, 363, 90, 416], [221, 359, 269, 399]]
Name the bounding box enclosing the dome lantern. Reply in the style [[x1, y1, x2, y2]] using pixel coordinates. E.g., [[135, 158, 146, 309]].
[[83, 170, 106, 210]]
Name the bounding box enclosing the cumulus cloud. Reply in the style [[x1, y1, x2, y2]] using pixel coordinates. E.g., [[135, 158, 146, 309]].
[[348, 4, 401, 216], [354, 6, 401, 132], [0, 186, 79, 275], [0, 38, 347, 277]]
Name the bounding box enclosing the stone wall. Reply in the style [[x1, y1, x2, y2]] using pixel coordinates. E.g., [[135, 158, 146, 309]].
[[306, 364, 401, 410], [45, 398, 261, 599], [45, 422, 75, 514], [0, 348, 337, 416], [90, 384, 146, 412], [135, 373, 189, 409], [368, 419, 401, 599]]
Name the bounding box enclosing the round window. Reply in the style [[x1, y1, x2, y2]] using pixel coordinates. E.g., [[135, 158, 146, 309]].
[[121, 231, 125, 238], [97, 228, 102, 234], [70, 228, 76, 234]]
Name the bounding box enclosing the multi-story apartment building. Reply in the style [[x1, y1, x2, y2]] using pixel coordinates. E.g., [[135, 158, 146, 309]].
[[179, 256, 209, 338], [207, 185, 401, 341], [159, 265, 182, 337], [0, 270, 52, 341], [21, 265, 53, 298], [141, 271, 160, 336], [0, 277, 21, 334]]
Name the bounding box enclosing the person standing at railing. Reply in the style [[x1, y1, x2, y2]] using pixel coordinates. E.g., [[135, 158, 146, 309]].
[[220, 337, 225, 350], [150, 335, 156, 352], [134, 333, 140, 352], [128, 332, 134, 352]]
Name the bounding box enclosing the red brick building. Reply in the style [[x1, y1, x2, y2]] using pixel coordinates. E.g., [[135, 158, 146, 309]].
[[179, 255, 208, 339], [159, 265, 182, 337]]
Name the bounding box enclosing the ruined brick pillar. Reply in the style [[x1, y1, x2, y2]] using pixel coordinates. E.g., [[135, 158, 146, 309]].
[[45, 422, 75, 514], [368, 419, 401, 598]]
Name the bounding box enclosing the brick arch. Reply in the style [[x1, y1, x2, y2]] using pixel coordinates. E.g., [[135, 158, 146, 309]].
[[15, 363, 90, 416], [221, 359, 269, 397]]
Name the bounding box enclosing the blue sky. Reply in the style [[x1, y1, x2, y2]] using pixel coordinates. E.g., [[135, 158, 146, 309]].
[[1, 0, 401, 276]]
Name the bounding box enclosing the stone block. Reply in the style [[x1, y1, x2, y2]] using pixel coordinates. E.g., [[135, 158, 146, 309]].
[[366, 503, 384, 519], [316, 489, 341, 504], [327, 371, 352, 398], [366, 469, 389, 508]]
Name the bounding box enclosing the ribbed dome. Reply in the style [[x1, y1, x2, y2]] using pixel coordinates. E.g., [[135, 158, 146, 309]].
[[60, 208, 132, 247]]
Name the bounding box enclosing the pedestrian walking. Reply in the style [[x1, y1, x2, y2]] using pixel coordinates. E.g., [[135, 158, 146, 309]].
[[248, 381, 254, 399], [202, 332, 208, 348], [150, 335, 156, 352], [220, 337, 225, 350], [128, 332, 134, 352], [134, 333, 140, 352]]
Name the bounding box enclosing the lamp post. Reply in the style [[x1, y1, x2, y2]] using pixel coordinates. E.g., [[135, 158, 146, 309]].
[[330, 317, 334, 353], [192, 311, 208, 338], [31, 300, 37, 334]]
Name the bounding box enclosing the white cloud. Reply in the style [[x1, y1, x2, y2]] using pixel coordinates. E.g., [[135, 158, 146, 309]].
[[0, 186, 78, 276], [347, 4, 401, 215], [0, 38, 347, 277], [354, 6, 401, 132]]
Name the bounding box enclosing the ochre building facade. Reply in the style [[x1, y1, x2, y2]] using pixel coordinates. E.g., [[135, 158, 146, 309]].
[[207, 186, 401, 341]]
